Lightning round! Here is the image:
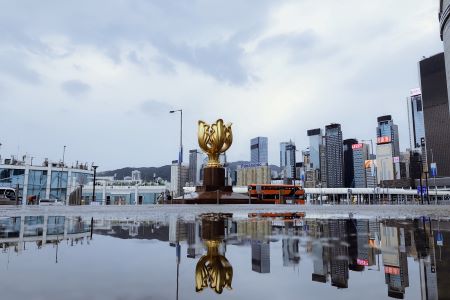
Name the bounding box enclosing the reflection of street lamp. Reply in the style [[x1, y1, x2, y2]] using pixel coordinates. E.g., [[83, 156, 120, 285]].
[[92, 165, 98, 204], [170, 109, 183, 197]]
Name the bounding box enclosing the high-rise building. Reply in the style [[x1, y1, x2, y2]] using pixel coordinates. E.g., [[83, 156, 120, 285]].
[[419, 53, 450, 177], [376, 115, 400, 183], [280, 141, 296, 179], [439, 1, 450, 113], [250, 137, 268, 164], [170, 160, 188, 197], [376, 115, 400, 157], [307, 129, 322, 171], [236, 163, 270, 186], [319, 137, 328, 188], [188, 149, 204, 186], [343, 139, 358, 188], [325, 124, 344, 188], [352, 143, 370, 188], [131, 170, 141, 182], [307, 128, 323, 187], [407, 88, 426, 152]]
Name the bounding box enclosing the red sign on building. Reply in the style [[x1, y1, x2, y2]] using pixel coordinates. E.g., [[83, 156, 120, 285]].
[[377, 136, 391, 144], [352, 143, 363, 150]]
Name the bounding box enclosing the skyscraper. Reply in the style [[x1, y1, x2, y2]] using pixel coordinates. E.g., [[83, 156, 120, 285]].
[[407, 88, 426, 151], [188, 149, 204, 186], [250, 137, 268, 164], [325, 124, 344, 188], [419, 53, 450, 177], [307, 128, 323, 186], [376, 115, 400, 182], [307, 129, 322, 170], [376, 115, 400, 157], [343, 139, 358, 188], [280, 141, 296, 179], [439, 0, 450, 113], [352, 143, 370, 188]]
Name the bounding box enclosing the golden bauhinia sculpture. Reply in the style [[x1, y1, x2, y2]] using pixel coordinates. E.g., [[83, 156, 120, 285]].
[[198, 119, 233, 168], [195, 240, 233, 294]]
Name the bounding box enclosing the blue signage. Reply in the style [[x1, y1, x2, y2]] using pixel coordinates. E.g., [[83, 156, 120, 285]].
[[417, 186, 428, 195]]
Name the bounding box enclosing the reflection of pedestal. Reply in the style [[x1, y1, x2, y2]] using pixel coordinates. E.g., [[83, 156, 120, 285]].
[[177, 167, 249, 204], [195, 214, 233, 294]]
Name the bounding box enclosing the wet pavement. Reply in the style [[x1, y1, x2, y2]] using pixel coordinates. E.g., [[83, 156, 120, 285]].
[[0, 210, 448, 299]]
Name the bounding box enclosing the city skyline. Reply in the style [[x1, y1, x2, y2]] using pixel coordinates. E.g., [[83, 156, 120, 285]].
[[0, 1, 443, 170]]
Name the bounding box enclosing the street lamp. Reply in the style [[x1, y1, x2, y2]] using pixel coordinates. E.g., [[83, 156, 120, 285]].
[[170, 109, 183, 198], [92, 165, 98, 204]]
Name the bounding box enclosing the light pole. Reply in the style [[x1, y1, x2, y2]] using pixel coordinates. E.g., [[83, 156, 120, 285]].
[[92, 165, 98, 204], [170, 109, 183, 198]]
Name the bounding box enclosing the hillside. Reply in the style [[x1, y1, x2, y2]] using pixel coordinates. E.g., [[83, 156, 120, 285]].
[[99, 161, 281, 182]]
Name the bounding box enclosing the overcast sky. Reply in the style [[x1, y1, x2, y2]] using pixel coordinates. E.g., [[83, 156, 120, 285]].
[[0, 0, 444, 170]]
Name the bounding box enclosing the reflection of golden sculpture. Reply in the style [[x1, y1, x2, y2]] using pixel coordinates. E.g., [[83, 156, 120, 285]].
[[198, 119, 233, 168], [195, 240, 233, 294]]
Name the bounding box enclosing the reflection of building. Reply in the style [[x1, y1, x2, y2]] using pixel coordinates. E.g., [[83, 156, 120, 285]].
[[251, 137, 268, 164], [0, 158, 93, 204], [252, 240, 270, 273], [380, 223, 410, 299], [0, 215, 90, 254], [328, 219, 349, 288], [282, 238, 300, 267]]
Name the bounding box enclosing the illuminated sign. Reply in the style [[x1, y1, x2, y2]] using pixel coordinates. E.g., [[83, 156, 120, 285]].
[[377, 136, 391, 144], [352, 143, 363, 150], [357, 259, 369, 266], [384, 266, 400, 275]]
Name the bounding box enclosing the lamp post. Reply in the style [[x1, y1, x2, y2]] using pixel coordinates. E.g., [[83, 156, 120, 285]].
[[170, 109, 183, 198], [92, 165, 98, 204]]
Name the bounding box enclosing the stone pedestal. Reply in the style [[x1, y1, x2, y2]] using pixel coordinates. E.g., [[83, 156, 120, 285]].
[[196, 167, 232, 193]]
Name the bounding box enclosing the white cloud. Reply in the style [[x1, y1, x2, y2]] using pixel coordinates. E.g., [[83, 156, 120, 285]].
[[0, 0, 444, 170]]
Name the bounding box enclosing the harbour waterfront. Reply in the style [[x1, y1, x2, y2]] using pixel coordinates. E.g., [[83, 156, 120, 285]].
[[0, 211, 448, 299]]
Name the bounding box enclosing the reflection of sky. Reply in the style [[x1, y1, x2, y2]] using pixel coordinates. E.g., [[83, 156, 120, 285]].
[[0, 234, 422, 300]]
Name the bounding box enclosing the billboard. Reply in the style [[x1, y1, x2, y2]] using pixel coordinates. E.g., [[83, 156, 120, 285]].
[[377, 136, 392, 144], [352, 143, 363, 150]]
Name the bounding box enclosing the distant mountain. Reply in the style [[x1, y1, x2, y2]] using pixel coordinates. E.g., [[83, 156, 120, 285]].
[[99, 165, 171, 181], [100, 161, 281, 182]]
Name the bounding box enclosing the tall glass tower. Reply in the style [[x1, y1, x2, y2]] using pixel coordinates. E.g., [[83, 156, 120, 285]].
[[325, 124, 344, 188], [250, 137, 268, 164], [407, 88, 425, 151]]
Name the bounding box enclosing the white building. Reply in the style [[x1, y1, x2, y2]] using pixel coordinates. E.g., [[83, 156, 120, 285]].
[[0, 157, 93, 205], [131, 170, 142, 182], [170, 160, 188, 197]]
